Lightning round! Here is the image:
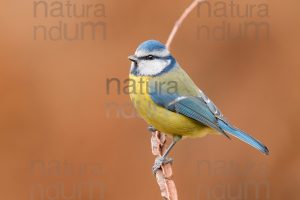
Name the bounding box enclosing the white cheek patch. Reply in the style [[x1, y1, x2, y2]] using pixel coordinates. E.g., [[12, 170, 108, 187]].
[[138, 59, 171, 76]]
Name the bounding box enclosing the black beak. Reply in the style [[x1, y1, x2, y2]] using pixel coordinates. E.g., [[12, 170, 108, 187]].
[[128, 55, 138, 63]]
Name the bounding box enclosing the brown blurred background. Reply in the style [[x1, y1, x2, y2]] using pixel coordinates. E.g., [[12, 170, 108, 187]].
[[0, 0, 299, 199]]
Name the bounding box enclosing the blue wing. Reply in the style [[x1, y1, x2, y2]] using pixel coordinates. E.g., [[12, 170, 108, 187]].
[[150, 88, 227, 137], [148, 67, 269, 155]]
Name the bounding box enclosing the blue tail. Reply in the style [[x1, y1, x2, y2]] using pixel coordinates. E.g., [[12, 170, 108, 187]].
[[218, 120, 269, 155]]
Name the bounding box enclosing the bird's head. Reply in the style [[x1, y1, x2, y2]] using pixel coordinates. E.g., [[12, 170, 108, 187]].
[[128, 40, 176, 76]]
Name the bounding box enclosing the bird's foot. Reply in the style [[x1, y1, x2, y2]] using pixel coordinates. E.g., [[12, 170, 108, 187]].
[[148, 125, 157, 133], [152, 156, 173, 174]]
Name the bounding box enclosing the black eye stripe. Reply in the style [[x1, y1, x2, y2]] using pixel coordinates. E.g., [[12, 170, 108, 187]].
[[147, 55, 154, 59], [139, 55, 160, 60], [137, 55, 172, 61], [145, 55, 155, 60]]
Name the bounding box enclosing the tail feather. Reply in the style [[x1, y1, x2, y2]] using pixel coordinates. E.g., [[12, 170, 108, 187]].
[[218, 120, 269, 155]]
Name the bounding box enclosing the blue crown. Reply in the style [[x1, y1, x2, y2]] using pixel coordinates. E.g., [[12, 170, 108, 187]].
[[136, 40, 166, 52]]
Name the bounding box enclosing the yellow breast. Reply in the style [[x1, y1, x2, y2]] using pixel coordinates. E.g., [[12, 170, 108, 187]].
[[129, 75, 212, 137]]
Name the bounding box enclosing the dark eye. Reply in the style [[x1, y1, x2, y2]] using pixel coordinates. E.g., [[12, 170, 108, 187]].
[[145, 55, 154, 60]]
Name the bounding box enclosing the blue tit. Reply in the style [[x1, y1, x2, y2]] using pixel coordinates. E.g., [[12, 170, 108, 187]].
[[128, 40, 269, 173]]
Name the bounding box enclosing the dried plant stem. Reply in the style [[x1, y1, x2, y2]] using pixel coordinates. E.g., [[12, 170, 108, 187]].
[[166, 0, 207, 50], [151, 1, 205, 199], [151, 131, 178, 200]]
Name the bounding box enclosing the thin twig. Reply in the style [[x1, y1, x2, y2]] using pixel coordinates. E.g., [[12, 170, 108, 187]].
[[152, 1, 205, 199], [151, 131, 178, 200], [166, 0, 207, 50]]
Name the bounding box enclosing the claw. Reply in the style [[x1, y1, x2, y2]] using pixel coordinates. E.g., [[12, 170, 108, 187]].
[[152, 157, 173, 174], [148, 125, 157, 133]]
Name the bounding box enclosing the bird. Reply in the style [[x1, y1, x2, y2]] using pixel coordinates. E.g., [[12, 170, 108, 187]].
[[128, 40, 269, 173]]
